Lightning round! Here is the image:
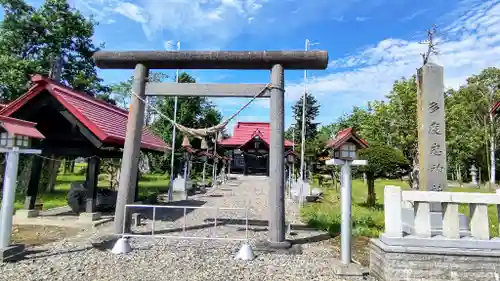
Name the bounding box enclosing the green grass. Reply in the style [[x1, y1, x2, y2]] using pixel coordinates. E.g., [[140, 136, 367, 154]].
[[301, 179, 500, 238], [11, 173, 170, 211]]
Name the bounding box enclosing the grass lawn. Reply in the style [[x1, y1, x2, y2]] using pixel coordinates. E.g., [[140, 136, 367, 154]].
[[12, 173, 170, 211], [301, 179, 500, 238]]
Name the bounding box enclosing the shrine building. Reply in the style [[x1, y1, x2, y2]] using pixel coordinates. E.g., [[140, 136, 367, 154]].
[[219, 122, 294, 176]]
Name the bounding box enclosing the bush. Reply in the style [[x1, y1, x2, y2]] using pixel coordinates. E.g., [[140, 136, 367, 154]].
[[358, 144, 409, 206]]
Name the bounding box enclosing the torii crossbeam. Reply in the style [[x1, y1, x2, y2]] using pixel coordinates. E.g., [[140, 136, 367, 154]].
[[93, 50, 328, 250]]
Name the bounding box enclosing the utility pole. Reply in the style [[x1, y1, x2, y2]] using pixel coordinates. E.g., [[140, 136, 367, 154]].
[[168, 41, 181, 202], [292, 126, 295, 181], [299, 39, 309, 182]]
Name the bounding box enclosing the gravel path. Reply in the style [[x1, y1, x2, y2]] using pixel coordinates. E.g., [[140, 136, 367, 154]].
[[0, 175, 374, 281]]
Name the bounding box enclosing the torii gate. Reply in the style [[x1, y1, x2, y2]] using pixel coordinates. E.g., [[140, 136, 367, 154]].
[[93, 50, 328, 249]]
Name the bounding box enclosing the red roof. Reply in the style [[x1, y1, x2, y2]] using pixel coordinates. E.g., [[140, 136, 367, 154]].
[[0, 75, 169, 152], [0, 115, 45, 139], [325, 128, 369, 149], [492, 101, 500, 115], [219, 122, 294, 147]]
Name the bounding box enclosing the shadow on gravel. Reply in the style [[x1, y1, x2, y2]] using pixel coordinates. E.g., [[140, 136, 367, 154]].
[[128, 199, 207, 222], [203, 218, 319, 231], [290, 233, 334, 245], [7, 247, 93, 262], [132, 222, 220, 235]]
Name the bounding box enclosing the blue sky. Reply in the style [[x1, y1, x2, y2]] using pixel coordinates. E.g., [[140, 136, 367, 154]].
[[24, 0, 500, 134]]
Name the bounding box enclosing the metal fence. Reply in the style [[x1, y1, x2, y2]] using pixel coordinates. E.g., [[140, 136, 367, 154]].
[[121, 204, 249, 242]]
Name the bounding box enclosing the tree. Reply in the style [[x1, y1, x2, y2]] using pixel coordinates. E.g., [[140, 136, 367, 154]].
[[385, 77, 419, 188], [0, 0, 108, 102], [358, 144, 409, 206], [108, 71, 169, 124], [466, 67, 500, 187], [320, 77, 418, 188], [445, 87, 485, 184], [95, 92, 117, 105], [291, 93, 320, 142]]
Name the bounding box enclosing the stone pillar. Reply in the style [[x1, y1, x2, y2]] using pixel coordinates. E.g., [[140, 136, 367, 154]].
[[114, 63, 148, 234], [417, 62, 446, 211], [269, 64, 286, 244]]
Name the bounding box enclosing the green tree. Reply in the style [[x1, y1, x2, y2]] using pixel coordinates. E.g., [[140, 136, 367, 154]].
[[466, 67, 500, 187], [291, 93, 320, 142], [358, 144, 409, 206], [0, 0, 108, 102], [320, 77, 418, 188], [95, 92, 117, 105], [108, 71, 169, 125]]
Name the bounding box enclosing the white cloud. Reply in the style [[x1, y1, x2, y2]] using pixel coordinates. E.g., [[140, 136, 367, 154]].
[[332, 16, 344, 22], [71, 0, 268, 49], [163, 40, 180, 51], [285, 0, 500, 122], [355, 16, 369, 22], [71, 0, 376, 48], [114, 2, 148, 23], [400, 9, 429, 22]]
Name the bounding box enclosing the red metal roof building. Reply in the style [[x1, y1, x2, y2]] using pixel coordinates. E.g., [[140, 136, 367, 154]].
[[219, 122, 294, 147], [219, 121, 294, 175], [0, 75, 169, 152], [2, 74, 169, 214]]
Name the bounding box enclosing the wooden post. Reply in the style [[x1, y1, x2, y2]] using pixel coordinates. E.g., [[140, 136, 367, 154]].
[[85, 157, 100, 213], [23, 156, 43, 210]]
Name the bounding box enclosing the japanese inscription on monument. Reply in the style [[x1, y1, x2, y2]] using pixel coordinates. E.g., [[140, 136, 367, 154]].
[[417, 62, 447, 192]]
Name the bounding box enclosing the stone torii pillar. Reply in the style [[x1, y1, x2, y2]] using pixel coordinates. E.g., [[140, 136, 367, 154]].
[[93, 50, 328, 246]]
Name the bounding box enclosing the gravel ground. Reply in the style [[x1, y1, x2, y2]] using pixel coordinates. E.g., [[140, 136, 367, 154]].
[[0, 175, 375, 281]]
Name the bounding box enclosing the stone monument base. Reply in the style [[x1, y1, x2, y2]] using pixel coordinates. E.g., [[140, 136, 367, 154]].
[[370, 238, 500, 281]]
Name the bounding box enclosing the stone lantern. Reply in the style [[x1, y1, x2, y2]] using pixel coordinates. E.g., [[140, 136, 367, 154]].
[[333, 142, 358, 160], [470, 165, 478, 186], [324, 128, 369, 273], [0, 116, 44, 261]]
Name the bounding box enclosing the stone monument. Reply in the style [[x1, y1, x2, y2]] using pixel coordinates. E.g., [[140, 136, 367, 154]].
[[369, 62, 491, 281], [400, 62, 468, 234], [417, 62, 447, 194]]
